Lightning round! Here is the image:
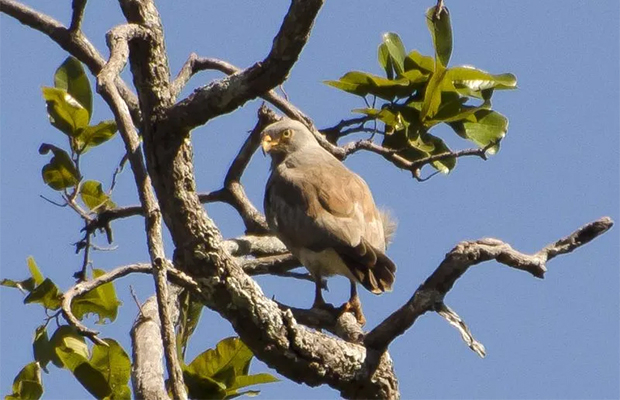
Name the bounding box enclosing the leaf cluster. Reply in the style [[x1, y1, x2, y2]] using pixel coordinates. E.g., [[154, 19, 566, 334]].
[[175, 294, 279, 399], [2, 258, 125, 399], [325, 6, 517, 173], [40, 57, 117, 213]]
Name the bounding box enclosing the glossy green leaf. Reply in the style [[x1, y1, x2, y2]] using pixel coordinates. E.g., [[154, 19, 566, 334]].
[[382, 32, 406, 74], [79, 181, 116, 213], [54, 57, 93, 120], [187, 337, 254, 381], [377, 43, 394, 80], [90, 339, 131, 399], [449, 109, 508, 153], [24, 279, 62, 310], [56, 346, 111, 399], [177, 291, 204, 360], [75, 120, 117, 153], [72, 269, 120, 324], [426, 6, 453, 67], [325, 71, 413, 100], [404, 50, 435, 73], [449, 66, 517, 91], [27, 257, 45, 286], [420, 68, 448, 121], [33, 325, 52, 373], [49, 326, 89, 368], [39, 143, 79, 190], [183, 369, 228, 399], [41, 87, 89, 136], [7, 362, 43, 400]]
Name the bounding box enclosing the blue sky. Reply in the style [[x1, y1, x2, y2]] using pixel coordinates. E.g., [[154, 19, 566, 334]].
[[1, 1, 618, 399]]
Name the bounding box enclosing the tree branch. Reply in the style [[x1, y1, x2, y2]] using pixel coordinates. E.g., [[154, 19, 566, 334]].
[[131, 295, 170, 400], [0, 0, 141, 124], [364, 216, 614, 353], [97, 19, 186, 399], [69, 0, 87, 32], [165, 0, 324, 130]]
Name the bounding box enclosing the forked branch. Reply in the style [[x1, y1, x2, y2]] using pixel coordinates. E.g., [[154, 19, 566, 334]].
[[364, 216, 614, 352]]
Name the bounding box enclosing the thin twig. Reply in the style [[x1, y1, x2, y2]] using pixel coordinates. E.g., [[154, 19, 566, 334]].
[[39, 194, 67, 208]]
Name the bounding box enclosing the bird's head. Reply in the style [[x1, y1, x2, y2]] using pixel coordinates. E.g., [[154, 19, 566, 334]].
[[261, 119, 316, 158]]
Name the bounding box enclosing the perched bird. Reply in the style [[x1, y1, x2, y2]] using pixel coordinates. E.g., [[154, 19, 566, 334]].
[[262, 118, 396, 325]]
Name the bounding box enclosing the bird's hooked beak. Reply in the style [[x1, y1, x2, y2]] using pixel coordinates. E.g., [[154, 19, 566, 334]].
[[261, 134, 276, 155]]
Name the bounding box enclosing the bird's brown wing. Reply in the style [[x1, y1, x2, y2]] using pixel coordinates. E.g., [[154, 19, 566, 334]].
[[265, 158, 395, 292]]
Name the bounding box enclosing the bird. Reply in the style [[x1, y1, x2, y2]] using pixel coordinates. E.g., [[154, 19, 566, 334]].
[[261, 118, 396, 326]]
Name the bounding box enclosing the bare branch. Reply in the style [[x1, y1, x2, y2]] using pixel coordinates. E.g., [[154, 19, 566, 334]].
[[97, 21, 186, 399], [131, 295, 170, 400], [69, 0, 87, 32], [165, 0, 324, 130], [61, 263, 202, 341], [0, 0, 141, 123], [364, 217, 614, 352]]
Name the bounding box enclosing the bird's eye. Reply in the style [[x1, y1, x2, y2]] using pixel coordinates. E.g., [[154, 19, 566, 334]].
[[282, 130, 292, 138]]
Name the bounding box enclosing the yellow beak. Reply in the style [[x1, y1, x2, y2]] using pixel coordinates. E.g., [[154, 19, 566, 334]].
[[261, 135, 276, 154]]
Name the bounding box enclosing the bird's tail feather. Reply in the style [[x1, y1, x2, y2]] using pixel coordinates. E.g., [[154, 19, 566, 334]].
[[337, 239, 396, 294]]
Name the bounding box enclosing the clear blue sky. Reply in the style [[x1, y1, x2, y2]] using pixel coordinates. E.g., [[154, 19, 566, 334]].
[[1, 1, 618, 399]]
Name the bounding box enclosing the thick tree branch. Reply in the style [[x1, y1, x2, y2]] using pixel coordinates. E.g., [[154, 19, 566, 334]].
[[165, 0, 324, 130], [0, 0, 141, 123], [131, 295, 170, 400], [364, 217, 614, 353]]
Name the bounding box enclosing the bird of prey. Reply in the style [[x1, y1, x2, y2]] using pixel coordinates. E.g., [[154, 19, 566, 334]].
[[261, 118, 396, 325]]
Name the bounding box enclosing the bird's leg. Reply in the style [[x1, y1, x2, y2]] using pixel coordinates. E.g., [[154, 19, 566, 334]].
[[340, 282, 366, 326], [311, 274, 328, 309]]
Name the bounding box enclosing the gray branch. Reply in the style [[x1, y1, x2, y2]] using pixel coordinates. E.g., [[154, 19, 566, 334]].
[[0, 0, 141, 123], [165, 0, 324, 130], [364, 217, 614, 353]]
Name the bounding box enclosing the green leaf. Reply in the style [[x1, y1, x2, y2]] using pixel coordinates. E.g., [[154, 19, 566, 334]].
[[420, 68, 448, 121], [177, 291, 204, 361], [24, 279, 62, 310], [183, 369, 228, 400], [227, 373, 279, 393], [325, 71, 413, 100], [1, 277, 36, 293], [49, 326, 89, 369], [56, 346, 111, 399], [186, 337, 254, 382], [54, 57, 93, 120], [79, 181, 116, 213], [426, 6, 453, 67], [404, 50, 435, 73], [33, 325, 52, 372], [27, 257, 45, 286], [409, 131, 456, 173], [448, 66, 517, 92], [8, 362, 43, 400], [377, 43, 394, 80], [75, 120, 117, 153], [41, 87, 89, 137], [90, 339, 131, 399], [449, 109, 508, 153], [39, 143, 79, 190], [382, 32, 406, 75], [72, 269, 121, 324]]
